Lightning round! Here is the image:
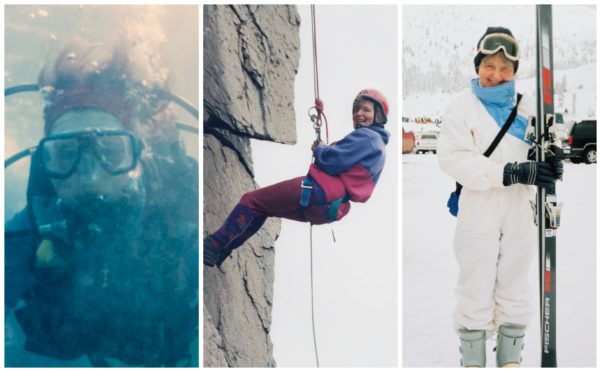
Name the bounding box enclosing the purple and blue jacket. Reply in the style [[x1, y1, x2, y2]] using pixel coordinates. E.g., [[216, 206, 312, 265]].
[[309, 125, 389, 203]]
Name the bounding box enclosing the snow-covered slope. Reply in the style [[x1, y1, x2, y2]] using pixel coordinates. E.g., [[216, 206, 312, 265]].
[[403, 5, 595, 96]]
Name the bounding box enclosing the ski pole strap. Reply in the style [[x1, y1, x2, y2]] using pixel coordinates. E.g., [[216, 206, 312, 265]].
[[300, 176, 313, 207], [455, 93, 523, 197]]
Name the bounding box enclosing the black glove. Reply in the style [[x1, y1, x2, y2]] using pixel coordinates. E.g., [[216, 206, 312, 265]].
[[503, 161, 559, 189], [527, 145, 564, 181], [547, 145, 564, 181]]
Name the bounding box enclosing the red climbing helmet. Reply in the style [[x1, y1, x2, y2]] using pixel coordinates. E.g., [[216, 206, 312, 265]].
[[354, 88, 389, 125]]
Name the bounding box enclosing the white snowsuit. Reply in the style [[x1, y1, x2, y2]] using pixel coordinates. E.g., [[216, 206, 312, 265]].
[[438, 88, 537, 334]]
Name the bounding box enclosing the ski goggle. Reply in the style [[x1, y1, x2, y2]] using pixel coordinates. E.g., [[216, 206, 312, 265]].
[[478, 33, 520, 62], [39, 129, 142, 179]]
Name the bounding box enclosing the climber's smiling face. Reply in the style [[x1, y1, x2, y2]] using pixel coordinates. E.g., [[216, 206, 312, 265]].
[[352, 99, 375, 129]]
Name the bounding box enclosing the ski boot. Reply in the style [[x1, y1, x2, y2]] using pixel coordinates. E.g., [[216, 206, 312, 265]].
[[459, 329, 486, 367], [496, 323, 525, 368], [203, 237, 232, 267]]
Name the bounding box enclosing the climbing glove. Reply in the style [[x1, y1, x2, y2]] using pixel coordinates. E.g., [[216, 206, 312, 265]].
[[503, 161, 559, 189]]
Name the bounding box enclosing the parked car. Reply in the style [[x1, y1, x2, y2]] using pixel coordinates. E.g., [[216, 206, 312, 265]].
[[402, 127, 416, 154], [564, 119, 596, 164], [415, 132, 438, 154], [553, 112, 568, 145]]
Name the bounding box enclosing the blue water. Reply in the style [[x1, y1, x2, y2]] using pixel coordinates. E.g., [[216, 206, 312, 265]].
[[5, 5, 199, 367]]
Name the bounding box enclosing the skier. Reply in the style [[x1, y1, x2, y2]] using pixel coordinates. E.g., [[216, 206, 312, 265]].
[[5, 38, 198, 366], [437, 27, 563, 367], [204, 89, 390, 267]]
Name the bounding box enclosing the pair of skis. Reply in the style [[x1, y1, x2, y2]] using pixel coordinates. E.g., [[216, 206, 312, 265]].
[[531, 4, 561, 368]]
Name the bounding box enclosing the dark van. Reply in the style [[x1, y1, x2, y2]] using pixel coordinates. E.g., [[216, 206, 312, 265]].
[[565, 120, 596, 164]]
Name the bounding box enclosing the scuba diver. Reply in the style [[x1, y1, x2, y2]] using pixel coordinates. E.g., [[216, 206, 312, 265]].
[[204, 89, 390, 267], [5, 38, 199, 367]]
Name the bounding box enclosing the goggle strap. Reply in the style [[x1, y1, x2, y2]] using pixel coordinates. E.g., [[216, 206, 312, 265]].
[[478, 33, 520, 61], [478, 45, 520, 62]]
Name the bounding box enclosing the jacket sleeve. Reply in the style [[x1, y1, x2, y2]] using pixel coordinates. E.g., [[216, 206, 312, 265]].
[[313, 129, 374, 176], [437, 103, 505, 191]]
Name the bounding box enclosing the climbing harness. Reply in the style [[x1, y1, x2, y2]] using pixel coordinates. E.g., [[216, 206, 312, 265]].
[[4, 84, 199, 169]]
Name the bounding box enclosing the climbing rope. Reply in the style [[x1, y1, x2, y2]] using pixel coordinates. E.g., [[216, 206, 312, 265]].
[[311, 4, 320, 105], [309, 5, 322, 368], [309, 4, 329, 145], [309, 224, 320, 368]]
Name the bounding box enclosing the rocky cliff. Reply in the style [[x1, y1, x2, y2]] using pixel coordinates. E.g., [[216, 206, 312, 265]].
[[203, 5, 300, 367]]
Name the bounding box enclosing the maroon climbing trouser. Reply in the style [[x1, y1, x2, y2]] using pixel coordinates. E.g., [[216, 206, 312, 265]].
[[208, 176, 350, 251]]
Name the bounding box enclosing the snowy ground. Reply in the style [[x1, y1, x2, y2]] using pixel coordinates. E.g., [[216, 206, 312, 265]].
[[402, 154, 596, 367]]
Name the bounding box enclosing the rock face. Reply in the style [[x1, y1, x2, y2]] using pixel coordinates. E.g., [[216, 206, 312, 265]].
[[203, 5, 300, 368]]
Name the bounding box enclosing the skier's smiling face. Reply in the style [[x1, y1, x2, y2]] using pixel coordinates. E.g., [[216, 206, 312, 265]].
[[478, 51, 515, 87], [352, 99, 375, 128]]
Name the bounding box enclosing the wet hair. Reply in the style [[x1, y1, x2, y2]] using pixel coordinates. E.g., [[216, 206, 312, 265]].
[[38, 37, 179, 151], [37, 37, 198, 221]]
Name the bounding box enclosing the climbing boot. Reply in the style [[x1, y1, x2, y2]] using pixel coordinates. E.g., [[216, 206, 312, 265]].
[[459, 329, 486, 367], [203, 237, 231, 267], [496, 323, 525, 367]]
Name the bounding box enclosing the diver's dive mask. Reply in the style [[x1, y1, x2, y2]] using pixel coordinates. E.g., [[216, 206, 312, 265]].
[[38, 129, 143, 179]]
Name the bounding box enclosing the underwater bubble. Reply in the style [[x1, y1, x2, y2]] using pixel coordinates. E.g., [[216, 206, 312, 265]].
[[66, 52, 77, 60], [49, 33, 57, 40]]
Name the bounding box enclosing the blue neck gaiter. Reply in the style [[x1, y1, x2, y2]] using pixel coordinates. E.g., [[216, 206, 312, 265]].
[[471, 78, 530, 144]]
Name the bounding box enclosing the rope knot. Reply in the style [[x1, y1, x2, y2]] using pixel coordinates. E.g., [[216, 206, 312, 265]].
[[314, 98, 324, 114]]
